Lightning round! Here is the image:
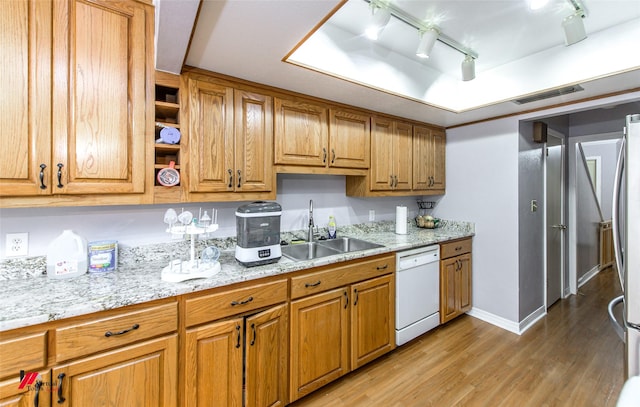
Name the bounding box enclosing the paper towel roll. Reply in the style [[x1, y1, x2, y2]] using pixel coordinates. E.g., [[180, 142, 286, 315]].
[[395, 206, 407, 235]]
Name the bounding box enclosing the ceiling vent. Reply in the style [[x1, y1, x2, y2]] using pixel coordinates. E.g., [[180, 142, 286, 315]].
[[513, 85, 584, 105]]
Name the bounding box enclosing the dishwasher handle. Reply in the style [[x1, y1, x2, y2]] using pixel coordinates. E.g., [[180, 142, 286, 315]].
[[397, 250, 440, 270]]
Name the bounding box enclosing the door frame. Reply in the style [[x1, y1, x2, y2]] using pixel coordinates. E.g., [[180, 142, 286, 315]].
[[544, 130, 566, 309]]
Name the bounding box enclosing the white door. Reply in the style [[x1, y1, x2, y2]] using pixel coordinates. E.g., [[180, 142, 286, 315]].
[[546, 133, 565, 307]]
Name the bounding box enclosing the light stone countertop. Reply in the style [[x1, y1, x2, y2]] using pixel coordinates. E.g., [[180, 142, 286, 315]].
[[0, 220, 474, 332]]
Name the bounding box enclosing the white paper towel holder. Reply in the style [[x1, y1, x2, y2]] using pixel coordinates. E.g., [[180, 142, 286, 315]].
[[395, 205, 407, 235]]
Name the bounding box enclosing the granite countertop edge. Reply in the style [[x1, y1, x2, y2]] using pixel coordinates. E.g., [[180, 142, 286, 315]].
[[0, 221, 474, 332]]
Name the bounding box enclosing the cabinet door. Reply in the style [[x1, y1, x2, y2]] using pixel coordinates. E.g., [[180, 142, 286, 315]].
[[351, 275, 395, 369], [329, 109, 370, 169], [440, 257, 458, 324], [0, 0, 52, 196], [187, 78, 234, 192], [393, 121, 413, 191], [0, 371, 51, 407], [458, 253, 472, 313], [274, 97, 328, 167], [245, 304, 288, 407], [184, 318, 243, 407], [52, 335, 177, 406], [235, 89, 274, 192], [429, 129, 446, 190], [369, 117, 394, 191], [52, 0, 148, 194], [290, 287, 349, 402]]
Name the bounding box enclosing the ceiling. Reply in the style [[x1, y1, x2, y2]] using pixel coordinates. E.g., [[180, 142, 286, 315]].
[[155, 0, 640, 127]]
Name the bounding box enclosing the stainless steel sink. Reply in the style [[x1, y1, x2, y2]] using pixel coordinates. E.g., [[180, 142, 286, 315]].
[[315, 237, 385, 253], [281, 242, 343, 261], [281, 237, 384, 261]]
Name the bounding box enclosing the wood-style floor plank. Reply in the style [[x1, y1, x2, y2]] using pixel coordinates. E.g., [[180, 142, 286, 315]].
[[290, 266, 625, 406]]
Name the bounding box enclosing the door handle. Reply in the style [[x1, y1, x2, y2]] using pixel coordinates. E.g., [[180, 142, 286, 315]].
[[551, 224, 567, 230]]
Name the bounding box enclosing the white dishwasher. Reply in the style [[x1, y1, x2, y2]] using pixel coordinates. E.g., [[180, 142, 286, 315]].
[[396, 245, 440, 346]]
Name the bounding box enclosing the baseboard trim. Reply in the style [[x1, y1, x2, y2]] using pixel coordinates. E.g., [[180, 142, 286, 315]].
[[467, 305, 547, 336], [466, 308, 521, 335], [578, 265, 600, 288]]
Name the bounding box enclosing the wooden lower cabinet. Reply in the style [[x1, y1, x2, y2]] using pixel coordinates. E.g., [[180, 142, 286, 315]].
[[0, 371, 51, 407], [440, 238, 473, 324], [290, 288, 349, 401], [52, 335, 177, 406], [184, 304, 288, 407], [290, 273, 395, 402], [351, 275, 395, 369]]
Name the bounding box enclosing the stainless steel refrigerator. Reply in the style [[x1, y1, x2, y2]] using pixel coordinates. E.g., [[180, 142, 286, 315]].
[[609, 113, 640, 379]]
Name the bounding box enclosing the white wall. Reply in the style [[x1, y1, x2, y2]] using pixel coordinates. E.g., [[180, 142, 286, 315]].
[[0, 174, 420, 258], [433, 118, 520, 323]]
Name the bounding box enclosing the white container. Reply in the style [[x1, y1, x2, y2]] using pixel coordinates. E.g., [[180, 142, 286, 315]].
[[46, 230, 88, 279]]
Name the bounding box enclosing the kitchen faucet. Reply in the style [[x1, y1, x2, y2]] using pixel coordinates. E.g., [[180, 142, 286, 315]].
[[308, 199, 314, 242]]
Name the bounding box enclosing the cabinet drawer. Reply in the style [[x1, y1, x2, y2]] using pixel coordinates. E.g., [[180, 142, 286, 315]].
[[0, 331, 47, 380], [55, 302, 177, 362], [185, 279, 288, 327], [291, 254, 395, 299], [440, 238, 472, 259]]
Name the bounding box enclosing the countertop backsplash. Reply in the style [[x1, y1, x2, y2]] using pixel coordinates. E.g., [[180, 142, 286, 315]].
[[0, 220, 474, 281]]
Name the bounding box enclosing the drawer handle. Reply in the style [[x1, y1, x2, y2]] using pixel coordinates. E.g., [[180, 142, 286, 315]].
[[455, 246, 463, 251], [57, 373, 66, 403], [376, 264, 389, 270], [305, 281, 321, 288], [231, 296, 253, 306], [105, 323, 139, 337]]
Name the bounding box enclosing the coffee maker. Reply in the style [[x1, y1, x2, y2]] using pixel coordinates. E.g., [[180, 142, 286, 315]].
[[235, 201, 282, 266]]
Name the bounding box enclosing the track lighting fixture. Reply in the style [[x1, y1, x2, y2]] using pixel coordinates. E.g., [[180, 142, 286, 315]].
[[562, 12, 586, 45], [364, 0, 478, 81], [416, 27, 440, 58], [365, 5, 391, 40], [562, 0, 587, 45], [461, 55, 476, 81]]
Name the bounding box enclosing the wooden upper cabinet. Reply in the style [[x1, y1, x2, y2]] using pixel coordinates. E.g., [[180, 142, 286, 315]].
[[234, 89, 274, 193], [370, 117, 412, 191], [413, 125, 445, 192], [185, 73, 274, 196], [0, 0, 150, 199], [370, 118, 395, 191], [328, 109, 370, 169], [51, 0, 148, 195], [187, 78, 234, 193], [0, 0, 52, 196], [274, 97, 328, 167]]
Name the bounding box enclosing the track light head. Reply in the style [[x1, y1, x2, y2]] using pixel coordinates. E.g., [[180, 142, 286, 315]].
[[416, 27, 440, 58], [461, 55, 476, 81], [365, 6, 391, 40], [562, 12, 587, 45]]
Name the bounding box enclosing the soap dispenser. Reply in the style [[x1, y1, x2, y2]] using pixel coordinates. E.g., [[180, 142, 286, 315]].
[[327, 216, 337, 239]]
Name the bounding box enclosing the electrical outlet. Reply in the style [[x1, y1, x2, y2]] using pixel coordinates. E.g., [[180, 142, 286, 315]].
[[369, 210, 375, 222], [5, 233, 28, 257]]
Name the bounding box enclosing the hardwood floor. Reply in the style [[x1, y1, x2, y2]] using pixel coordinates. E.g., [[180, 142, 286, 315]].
[[290, 266, 625, 406]]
